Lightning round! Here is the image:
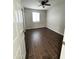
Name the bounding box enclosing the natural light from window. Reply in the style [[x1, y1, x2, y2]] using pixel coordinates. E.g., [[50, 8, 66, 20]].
[[32, 12, 40, 22]]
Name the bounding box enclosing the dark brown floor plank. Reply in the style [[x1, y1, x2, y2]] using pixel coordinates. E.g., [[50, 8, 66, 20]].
[[25, 27, 63, 59]]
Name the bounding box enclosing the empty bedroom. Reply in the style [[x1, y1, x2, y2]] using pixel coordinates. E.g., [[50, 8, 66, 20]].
[[23, 0, 65, 59], [13, 0, 65, 59]]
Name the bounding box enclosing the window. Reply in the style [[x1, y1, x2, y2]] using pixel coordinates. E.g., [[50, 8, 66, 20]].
[[32, 12, 40, 22]]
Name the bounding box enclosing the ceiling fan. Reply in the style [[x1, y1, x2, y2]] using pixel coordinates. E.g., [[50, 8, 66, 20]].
[[39, 0, 51, 8]]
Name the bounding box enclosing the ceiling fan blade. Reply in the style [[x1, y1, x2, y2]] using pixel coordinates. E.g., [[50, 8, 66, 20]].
[[45, 4, 51, 6], [44, 0, 49, 3]]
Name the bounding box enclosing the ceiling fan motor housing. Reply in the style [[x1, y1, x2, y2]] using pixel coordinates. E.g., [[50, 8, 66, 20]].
[[41, 1, 46, 5]]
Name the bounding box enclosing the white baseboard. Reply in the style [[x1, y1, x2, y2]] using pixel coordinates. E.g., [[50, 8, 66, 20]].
[[26, 26, 46, 30], [46, 27, 64, 36]]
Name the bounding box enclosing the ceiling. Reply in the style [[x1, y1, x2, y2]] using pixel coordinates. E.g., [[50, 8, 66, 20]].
[[22, 0, 64, 10]]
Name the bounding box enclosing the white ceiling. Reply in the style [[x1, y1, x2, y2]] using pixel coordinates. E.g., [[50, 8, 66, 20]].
[[22, 0, 64, 10]]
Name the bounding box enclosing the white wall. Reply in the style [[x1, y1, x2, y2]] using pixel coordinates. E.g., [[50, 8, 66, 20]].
[[47, 0, 65, 35], [13, 0, 26, 59], [24, 8, 47, 29]]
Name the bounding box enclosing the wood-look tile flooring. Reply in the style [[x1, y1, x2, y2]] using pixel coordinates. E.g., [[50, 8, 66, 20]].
[[25, 27, 63, 59]]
